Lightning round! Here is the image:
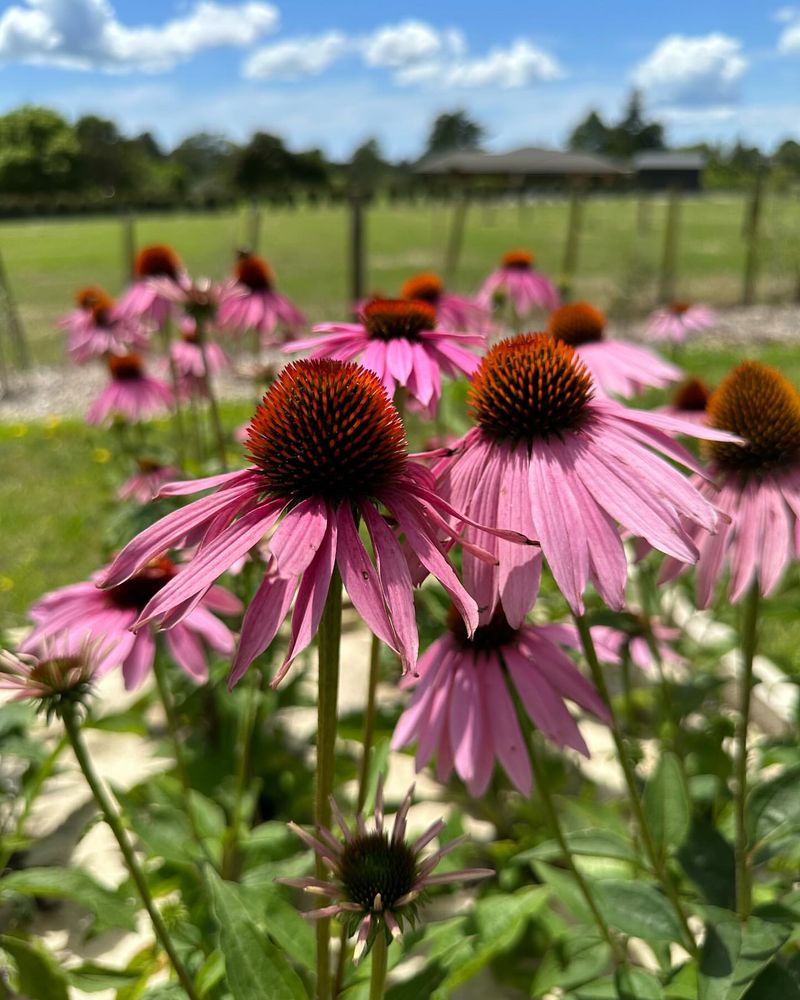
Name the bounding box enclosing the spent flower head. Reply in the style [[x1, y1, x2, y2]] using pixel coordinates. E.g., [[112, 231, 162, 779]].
[[0, 636, 105, 721], [279, 781, 493, 963]]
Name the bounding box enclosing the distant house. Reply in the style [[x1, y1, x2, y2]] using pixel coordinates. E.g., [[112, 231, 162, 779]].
[[632, 151, 706, 192], [416, 146, 626, 189]]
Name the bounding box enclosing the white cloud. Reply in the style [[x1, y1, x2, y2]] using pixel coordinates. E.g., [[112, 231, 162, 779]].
[[362, 20, 443, 68], [633, 33, 747, 108], [410, 39, 564, 89], [773, 6, 799, 23], [777, 16, 800, 52], [0, 0, 279, 72], [243, 31, 347, 80]]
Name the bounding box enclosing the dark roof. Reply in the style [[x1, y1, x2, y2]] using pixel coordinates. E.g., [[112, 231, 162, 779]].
[[417, 146, 626, 177], [632, 151, 706, 171]]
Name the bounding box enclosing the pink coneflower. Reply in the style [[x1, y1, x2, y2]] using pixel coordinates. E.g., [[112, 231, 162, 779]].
[[119, 459, 182, 504], [217, 252, 305, 344], [101, 360, 530, 687], [61, 287, 148, 364], [22, 557, 242, 690], [0, 635, 104, 721], [548, 302, 682, 398], [392, 606, 612, 796], [434, 333, 740, 620], [170, 320, 229, 398], [401, 272, 490, 333], [279, 781, 492, 963], [87, 354, 173, 426], [645, 300, 716, 344], [658, 377, 713, 425], [116, 245, 187, 327], [592, 617, 686, 676], [476, 249, 559, 317], [289, 299, 484, 415], [660, 361, 800, 606]]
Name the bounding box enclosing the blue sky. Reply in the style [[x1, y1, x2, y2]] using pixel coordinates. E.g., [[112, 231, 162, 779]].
[[1, 0, 799, 157]]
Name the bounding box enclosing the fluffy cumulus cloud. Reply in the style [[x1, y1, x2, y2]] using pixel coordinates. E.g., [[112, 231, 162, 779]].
[[776, 7, 800, 52], [243, 31, 347, 80], [633, 33, 747, 109], [245, 19, 562, 89], [0, 0, 279, 72]]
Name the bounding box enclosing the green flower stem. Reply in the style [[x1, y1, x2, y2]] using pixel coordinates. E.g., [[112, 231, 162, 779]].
[[528, 737, 626, 965], [368, 932, 388, 1000], [62, 705, 200, 1000], [196, 320, 228, 471], [573, 614, 698, 957], [151, 652, 213, 868], [159, 322, 187, 471], [734, 583, 760, 921], [357, 634, 381, 813], [222, 668, 261, 880], [316, 570, 343, 1000]]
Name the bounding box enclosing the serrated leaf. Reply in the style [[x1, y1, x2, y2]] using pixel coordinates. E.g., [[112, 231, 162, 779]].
[[644, 753, 691, 855], [207, 868, 309, 1000], [0, 866, 137, 933], [699, 915, 740, 1000], [593, 880, 685, 946], [0, 934, 70, 1000]]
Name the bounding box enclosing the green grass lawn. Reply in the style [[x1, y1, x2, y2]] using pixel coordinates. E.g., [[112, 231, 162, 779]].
[[2, 192, 800, 365]]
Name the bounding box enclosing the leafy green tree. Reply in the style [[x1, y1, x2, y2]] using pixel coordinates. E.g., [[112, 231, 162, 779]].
[[0, 105, 79, 193], [348, 138, 387, 196], [568, 110, 611, 154], [424, 110, 485, 157], [74, 115, 136, 193], [231, 132, 294, 197], [606, 90, 664, 158]]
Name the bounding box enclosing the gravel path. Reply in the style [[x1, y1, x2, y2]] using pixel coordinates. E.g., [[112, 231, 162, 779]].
[[1, 304, 798, 423]]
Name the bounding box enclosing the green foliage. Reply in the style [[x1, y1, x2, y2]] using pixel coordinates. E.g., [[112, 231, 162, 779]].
[[0, 933, 70, 1000], [424, 110, 485, 157], [644, 752, 691, 857]]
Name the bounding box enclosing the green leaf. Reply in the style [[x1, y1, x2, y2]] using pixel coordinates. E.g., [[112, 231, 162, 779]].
[[207, 868, 309, 1000], [0, 934, 70, 1000], [699, 915, 740, 1000], [67, 962, 141, 992], [432, 886, 547, 997], [530, 934, 612, 996], [240, 882, 315, 970], [0, 866, 137, 933], [747, 765, 800, 847], [593, 880, 685, 945], [677, 820, 735, 910], [666, 961, 699, 999], [533, 861, 594, 923], [519, 830, 641, 865], [726, 910, 793, 1000], [194, 949, 225, 998], [644, 753, 691, 855], [615, 966, 665, 999], [743, 963, 800, 1000]]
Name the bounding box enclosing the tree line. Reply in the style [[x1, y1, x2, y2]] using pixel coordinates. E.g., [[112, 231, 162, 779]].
[[0, 97, 797, 216]]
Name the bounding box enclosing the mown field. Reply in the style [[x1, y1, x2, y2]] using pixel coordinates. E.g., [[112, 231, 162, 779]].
[[2, 192, 800, 365]]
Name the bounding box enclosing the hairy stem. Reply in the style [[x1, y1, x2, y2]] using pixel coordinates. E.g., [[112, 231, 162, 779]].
[[735, 582, 760, 921]]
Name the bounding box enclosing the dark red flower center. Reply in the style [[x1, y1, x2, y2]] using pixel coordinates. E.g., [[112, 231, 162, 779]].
[[108, 353, 144, 381], [448, 604, 518, 650], [548, 302, 606, 347], [340, 832, 418, 911], [672, 377, 711, 412], [136, 457, 164, 473], [502, 249, 534, 270], [669, 300, 691, 315], [401, 272, 443, 305], [106, 556, 177, 610], [246, 360, 408, 502], [91, 304, 113, 328], [362, 299, 436, 342], [469, 333, 594, 443], [708, 361, 800, 472], [76, 285, 113, 312], [135, 244, 181, 280], [236, 253, 274, 292]]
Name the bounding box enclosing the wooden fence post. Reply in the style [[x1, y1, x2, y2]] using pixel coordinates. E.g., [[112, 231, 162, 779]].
[[349, 194, 366, 310], [559, 180, 585, 301], [657, 188, 682, 304], [0, 250, 30, 370], [121, 211, 136, 283], [742, 169, 765, 306], [443, 186, 470, 286]]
